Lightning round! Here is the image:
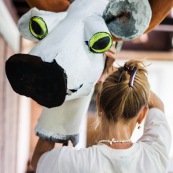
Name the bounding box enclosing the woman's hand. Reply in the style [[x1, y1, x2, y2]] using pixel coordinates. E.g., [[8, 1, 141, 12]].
[[31, 138, 55, 171], [98, 43, 117, 83], [148, 91, 164, 112]]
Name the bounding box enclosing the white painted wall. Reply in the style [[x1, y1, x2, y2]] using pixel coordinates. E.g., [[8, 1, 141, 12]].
[[16, 97, 31, 173], [0, 0, 20, 52]]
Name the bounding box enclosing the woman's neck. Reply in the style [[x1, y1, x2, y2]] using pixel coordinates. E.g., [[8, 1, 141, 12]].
[[100, 120, 133, 140], [97, 119, 136, 149], [110, 142, 133, 149]]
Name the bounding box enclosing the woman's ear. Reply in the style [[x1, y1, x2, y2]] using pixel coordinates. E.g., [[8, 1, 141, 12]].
[[137, 106, 148, 124]]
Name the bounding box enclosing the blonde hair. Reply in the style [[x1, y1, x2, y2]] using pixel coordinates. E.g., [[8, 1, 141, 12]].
[[99, 59, 150, 123]]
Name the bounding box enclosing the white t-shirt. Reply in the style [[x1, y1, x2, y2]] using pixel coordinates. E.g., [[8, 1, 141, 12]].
[[36, 108, 172, 173]]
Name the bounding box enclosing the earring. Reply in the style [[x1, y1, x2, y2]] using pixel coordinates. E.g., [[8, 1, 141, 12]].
[[99, 112, 102, 116], [138, 124, 141, 129]]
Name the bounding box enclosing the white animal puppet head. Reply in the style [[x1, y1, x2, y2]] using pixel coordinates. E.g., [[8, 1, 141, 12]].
[[5, 0, 152, 108]]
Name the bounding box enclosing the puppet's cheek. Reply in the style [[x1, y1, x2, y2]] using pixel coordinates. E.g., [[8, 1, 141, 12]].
[[103, 0, 152, 40], [5, 54, 67, 108]]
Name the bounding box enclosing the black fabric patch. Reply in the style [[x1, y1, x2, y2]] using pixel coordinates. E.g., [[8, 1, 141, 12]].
[[5, 54, 67, 108]]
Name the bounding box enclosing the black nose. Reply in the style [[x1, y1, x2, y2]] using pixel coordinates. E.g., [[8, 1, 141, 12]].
[[5, 54, 67, 108]]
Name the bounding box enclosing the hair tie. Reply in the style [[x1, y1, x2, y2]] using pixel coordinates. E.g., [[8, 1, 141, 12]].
[[118, 65, 138, 87]]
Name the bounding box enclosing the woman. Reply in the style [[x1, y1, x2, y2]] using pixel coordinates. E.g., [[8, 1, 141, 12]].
[[31, 54, 171, 173]]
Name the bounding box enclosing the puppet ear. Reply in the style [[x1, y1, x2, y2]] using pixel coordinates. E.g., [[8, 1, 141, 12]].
[[103, 0, 152, 40], [145, 0, 173, 33], [109, 0, 173, 41]]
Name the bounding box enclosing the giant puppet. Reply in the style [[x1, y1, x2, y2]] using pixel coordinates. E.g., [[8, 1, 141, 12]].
[[5, 0, 173, 145]]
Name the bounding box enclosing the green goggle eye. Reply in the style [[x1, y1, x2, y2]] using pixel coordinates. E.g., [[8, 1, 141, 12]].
[[29, 16, 48, 40], [89, 32, 112, 53]]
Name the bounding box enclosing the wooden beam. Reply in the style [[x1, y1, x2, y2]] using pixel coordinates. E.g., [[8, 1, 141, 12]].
[[0, 35, 5, 173], [26, 0, 70, 12], [118, 50, 173, 61]]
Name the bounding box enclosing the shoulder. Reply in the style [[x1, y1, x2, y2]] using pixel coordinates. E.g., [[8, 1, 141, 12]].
[[138, 108, 171, 161], [142, 108, 171, 142], [37, 146, 102, 173], [146, 108, 167, 125], [135, 141, 170, 172], [39, 145, 102, 165]]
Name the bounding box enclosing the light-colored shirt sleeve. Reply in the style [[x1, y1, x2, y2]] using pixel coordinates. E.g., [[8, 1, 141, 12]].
[[138, 108, 172, 157], [36, 146, 76, 173]]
